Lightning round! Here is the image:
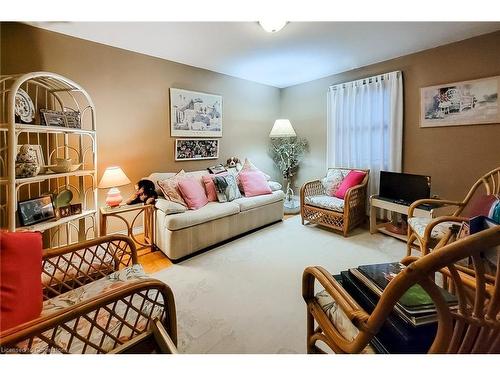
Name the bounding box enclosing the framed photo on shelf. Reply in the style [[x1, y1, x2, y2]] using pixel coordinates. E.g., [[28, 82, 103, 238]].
[[208, 163, 226, 174], [170, 88, 222, 137], [17, 195, 56, 227], [58, 205, 72, 218], [175, 139, 219, 161], [65, 111, 81, 128], [420, 75, 500, 128], [40, 109, 68, 127], [70, 203, 82, 215]]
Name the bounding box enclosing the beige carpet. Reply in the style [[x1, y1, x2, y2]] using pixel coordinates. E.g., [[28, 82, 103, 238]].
[[152, 216, 406, 354]]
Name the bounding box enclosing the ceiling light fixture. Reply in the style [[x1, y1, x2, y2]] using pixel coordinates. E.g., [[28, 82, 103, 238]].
[[258, 20, 288, 33]]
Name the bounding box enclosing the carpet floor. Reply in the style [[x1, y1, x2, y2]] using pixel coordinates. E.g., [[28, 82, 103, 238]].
[[152, 216, 406, 354]]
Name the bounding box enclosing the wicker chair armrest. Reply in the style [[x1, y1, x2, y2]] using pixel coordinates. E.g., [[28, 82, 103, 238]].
[[300, 180, 326, 201], [303, 266, 369, 324], [0, 279, 177, 354], [408, 199, 464, 217], [42, 235, 138, 299], [344, 183, 367, 210], [422, 216, 469, 240]]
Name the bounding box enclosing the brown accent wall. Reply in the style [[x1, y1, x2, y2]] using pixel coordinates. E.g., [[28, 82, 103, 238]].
[[0, 22, 280, 213], [280, 30, 500, 200]]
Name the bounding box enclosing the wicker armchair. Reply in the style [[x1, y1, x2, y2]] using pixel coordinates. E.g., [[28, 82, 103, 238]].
[[0, 235, 177, 354], [303, 225, 500, 354], [300, 168, 369, 236], [407, 166, 500, 256]]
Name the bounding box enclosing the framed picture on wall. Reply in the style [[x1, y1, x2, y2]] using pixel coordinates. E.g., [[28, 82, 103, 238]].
[[420, 75, 500, 128], [175, 139, 219, 161], [170, 88, 222, 137]]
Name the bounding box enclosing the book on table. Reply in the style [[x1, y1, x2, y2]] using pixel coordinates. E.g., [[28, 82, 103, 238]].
[[349, 262, 458, 327]]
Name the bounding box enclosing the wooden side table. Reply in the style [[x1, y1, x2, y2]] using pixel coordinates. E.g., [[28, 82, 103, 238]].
[[369, 195, 439, 242], [99, 203, 155, 251]]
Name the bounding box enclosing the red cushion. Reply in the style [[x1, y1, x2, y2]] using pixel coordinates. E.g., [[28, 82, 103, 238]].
[[0, 231, 43, 332], [334, 170, 367, 199], [239, 171, 273, 197], [460, 194, 499, 219], [177, 177, 209, 210], [202, 172, 228, 202]]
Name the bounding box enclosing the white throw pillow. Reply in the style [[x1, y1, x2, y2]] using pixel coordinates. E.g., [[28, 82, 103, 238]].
[[155, 198, 187, 215], [268, 181, 282, 191], [321, 169, 345, 196]]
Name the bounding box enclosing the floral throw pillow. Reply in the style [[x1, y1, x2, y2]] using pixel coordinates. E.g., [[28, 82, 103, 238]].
[[321, 169, 345, 196], [213, 174, 241, 202], [158, 170, 187, 207]]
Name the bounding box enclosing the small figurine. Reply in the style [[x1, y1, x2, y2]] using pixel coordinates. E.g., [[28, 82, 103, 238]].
[[126, 179, 158, 205], [226, 157, 242, 171]]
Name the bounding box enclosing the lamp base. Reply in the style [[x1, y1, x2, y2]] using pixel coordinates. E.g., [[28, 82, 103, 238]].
[[105, 187, 123, 207]]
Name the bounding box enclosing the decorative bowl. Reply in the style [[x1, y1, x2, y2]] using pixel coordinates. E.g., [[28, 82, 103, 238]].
[[49, 163, 82, 173]]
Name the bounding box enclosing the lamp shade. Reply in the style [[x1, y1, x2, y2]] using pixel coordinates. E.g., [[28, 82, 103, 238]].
[[98, 166, 131, 189], [269, 119, 296, 138]]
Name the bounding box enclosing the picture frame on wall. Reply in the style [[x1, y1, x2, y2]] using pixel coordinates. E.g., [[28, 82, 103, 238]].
[[175, 139, 219, 161], [420, 75, 500, 128], [170, 88, 222, 137]]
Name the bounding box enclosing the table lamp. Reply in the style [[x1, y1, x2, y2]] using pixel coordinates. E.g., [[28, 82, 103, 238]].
[[98, 166, 131, 207]]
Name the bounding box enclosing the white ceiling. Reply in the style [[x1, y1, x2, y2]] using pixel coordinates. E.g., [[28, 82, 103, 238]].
[[27, 22, 500, 88]]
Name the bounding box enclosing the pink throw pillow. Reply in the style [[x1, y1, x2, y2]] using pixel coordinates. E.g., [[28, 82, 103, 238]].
[[239, 171, 272, 197], [202, 172, 228, 202], [334, 170, 366, 199], [177, 178, 209, 210]]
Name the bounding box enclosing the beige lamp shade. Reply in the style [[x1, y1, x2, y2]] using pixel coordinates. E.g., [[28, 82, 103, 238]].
[[269, 119, 296, 138], [98, 166, 131, 189]]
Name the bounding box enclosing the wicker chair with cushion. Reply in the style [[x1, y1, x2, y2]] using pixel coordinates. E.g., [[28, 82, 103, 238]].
[[300, 168, 369, 236], [303, 225, 500, 354], [406, 166, 500, 256], [0, 234, 177, 354]]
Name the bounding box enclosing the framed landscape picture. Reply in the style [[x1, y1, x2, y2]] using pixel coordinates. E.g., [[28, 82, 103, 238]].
[[420, 75, 500, 128], [175, 139, 219, 161], [170, 88, 222, 137]]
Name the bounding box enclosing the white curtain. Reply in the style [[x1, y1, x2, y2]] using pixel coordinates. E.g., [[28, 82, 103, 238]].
[[327, 71, 403, 197]]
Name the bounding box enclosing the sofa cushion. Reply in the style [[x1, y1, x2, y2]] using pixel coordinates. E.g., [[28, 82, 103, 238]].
[[334, 170, 367, 199], [0, 231, 43, 332], [161, 201, 240, 231], [213, 174, 242, 202], [305, 194, 345, 213], [322, 169, 346, 196], [239, 171, 273, 197], [315, 290, 375, 353], [239, 158, 271, 180], [178, 177, 209, 210], [408, 217, 454, 240], [157, 170, 188, 207], [155, 198, 187, 215], [233, 190, 284, 212], [268, 181, 282, 191], [202, 172, 228, 202], [149, 172, 176, 195]]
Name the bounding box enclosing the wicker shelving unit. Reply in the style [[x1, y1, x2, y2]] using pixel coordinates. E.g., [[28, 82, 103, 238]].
[[0, 72, 97, 247]]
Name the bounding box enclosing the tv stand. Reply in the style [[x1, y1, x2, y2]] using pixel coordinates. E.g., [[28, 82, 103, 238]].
[[369, 195, 439, 242]]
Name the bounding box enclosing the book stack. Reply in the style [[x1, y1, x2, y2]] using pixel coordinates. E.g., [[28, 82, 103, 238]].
[[339, 262, 458, 353]]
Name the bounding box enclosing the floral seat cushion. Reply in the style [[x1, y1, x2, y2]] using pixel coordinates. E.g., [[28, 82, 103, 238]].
[[408, 217, 455, 239], [18, 265, 165, 354], [42, 245, 116, 288], [305, 195, 345, 213], [315, 290, 375, 354]]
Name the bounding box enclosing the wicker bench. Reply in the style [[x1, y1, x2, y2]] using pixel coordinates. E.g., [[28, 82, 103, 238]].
[[0, 235, 177, 354], [300, 168, 369, 236]]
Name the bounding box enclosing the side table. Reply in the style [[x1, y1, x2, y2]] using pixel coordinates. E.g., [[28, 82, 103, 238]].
[[369, 195, 440, 242], [99, 203, 155, 252]]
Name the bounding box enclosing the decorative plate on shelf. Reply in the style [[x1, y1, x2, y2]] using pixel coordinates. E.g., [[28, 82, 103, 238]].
[[55, 189, 73, 208], [15, 88, 35, 123]]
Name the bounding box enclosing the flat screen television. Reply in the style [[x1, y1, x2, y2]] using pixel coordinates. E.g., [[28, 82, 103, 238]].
[[379, 171, 431, 205]]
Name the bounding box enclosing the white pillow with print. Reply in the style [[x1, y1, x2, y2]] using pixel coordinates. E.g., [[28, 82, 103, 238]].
[[322, 169, 345, 196]]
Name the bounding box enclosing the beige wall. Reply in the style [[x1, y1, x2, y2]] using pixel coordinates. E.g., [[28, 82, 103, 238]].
[[280, 30, 500, 200], [0, 22, 281, 215]]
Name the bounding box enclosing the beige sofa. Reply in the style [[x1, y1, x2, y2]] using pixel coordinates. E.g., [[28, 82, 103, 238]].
[[149, 171, 284, 261]]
